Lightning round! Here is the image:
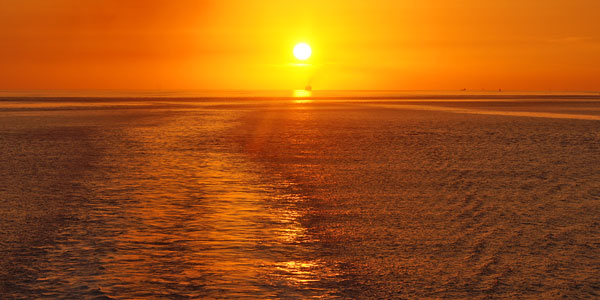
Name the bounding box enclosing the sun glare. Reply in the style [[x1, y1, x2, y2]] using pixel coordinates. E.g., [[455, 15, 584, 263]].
[[293, 43, 312, 60]]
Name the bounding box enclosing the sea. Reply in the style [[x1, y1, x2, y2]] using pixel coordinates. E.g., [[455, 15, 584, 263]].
[[1, 90, 599, 299]]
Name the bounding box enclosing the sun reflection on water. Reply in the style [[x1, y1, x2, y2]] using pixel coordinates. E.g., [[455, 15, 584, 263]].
[[14, 106, 342, 299], [293, 89, 313, 103], [80, 111, 337, 298], [276, 261, 322, 284]]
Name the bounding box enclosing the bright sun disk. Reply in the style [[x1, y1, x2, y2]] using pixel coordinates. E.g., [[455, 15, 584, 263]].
[[293, 43, 311, 60]]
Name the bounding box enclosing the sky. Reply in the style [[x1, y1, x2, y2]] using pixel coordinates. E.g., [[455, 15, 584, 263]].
[[1, 0, 599, 91]]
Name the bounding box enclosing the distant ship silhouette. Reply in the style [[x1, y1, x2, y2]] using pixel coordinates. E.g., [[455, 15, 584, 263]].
[[305, 85, 312, 91]]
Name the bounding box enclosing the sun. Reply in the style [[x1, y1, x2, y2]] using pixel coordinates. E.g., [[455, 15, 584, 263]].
[[293, 43, 312, 60]]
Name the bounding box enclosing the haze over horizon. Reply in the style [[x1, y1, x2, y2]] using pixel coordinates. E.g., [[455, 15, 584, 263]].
[[1, 0, 600, 92]]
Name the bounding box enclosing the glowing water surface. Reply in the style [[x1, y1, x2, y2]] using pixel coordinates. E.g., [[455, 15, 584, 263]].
[[1, 94, 599, 299]]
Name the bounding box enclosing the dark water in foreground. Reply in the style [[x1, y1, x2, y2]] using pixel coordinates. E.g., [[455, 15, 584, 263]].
[[1, 96, 599, 299]]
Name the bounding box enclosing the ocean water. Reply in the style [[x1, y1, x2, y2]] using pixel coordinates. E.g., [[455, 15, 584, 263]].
[[0, 93, 599, 299]]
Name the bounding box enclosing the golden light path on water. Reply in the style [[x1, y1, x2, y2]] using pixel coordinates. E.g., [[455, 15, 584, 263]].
[[293, 89, 313, 103], [26, 106, 338, 299], [111, 111, 332, 297]]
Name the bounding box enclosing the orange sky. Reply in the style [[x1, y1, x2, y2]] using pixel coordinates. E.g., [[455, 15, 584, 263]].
[[1, 0, 599, 91]]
